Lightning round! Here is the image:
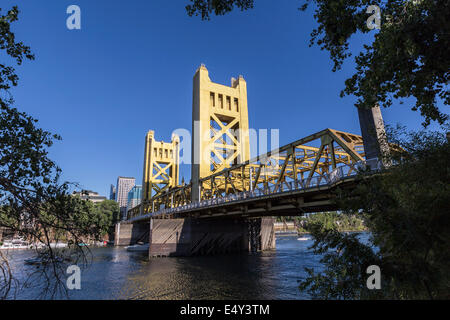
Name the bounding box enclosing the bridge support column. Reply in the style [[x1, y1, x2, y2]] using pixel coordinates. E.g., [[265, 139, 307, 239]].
[[114, 222, 150, 246], [248, 217, 276, 252], [148, 217, 275, 257], [357, 105, 390, 168]]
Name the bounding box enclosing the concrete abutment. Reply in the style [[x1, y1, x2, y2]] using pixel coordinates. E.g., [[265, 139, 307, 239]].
[[115, 217, 275, 257], [148, 217, 275, 257], [114, 221, 149, 246]]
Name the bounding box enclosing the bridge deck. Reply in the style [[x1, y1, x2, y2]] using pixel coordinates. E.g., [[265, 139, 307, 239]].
[[126, 171, 361, 223]]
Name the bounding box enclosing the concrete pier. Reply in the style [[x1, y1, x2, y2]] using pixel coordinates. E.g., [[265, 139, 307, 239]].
[[112, 217, 275, 257], [148, 217, 275, 257], [115, 217, 275, 256], [114, 221, 150, 246]]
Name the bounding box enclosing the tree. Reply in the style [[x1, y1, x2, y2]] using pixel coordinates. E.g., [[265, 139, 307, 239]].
[[93, 200, 120, 236], [296, 212, 367, 233], [185, 0, 449, 126], [59, 198, 119, 240], [299, 228, 383, 299], [299, 128, 450, 299], [0, 6, 103, 299], [185, 0, 449, 300]]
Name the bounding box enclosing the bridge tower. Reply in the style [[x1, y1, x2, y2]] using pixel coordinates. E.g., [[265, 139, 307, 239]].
[[142, 130, 180, 204], [191, 65, 250, 201]]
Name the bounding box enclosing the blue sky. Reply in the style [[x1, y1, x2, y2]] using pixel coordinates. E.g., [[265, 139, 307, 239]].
[[2, 1, 446, 197]]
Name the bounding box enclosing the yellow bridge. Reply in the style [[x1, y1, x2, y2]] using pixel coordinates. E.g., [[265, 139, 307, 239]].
[[128, 127, 368, 221], [116, 65, 392, 257]]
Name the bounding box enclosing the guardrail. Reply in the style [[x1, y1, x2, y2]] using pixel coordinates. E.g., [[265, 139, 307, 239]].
[[127, 163, 371, 222]]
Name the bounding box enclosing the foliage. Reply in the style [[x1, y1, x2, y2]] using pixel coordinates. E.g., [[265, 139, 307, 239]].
[[299, 128, 450, 299], [186, 0, 253, 19], [185, 0, 449, 126], [0, 6, 110, 299], [299, 227, 383, 299], [94, 199, 120, 230], [66, 198, 120, 238], [297, 211, 367, 233], [0, 250, 16, 299]]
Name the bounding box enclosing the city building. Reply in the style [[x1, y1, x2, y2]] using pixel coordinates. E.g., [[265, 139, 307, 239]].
[[72, 190, 107, 203], [109, 184, 116, 200], [127, 185, 142, 212], [116, 177, 135, 220]]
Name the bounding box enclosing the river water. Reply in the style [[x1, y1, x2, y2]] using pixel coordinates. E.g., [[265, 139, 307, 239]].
[[4, 233, 369, 300]]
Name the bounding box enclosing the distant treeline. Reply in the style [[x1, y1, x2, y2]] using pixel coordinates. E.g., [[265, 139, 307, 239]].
[[278, 212, 368, 233]]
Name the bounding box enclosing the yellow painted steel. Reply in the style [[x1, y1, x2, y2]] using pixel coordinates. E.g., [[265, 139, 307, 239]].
[[191, 65, 250, 201], [141, 130, 180, 203], [128, 127, 371, 219], [127, 66, 395, 220]]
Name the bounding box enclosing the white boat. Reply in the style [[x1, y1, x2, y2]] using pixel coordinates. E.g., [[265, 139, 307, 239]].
[[0, 242, 14, 250], [49, 242, 68, 248], [297, 236, 311, 241], [29, 243, 46, 249], [0, 238, 30, 250], [126, 243, 149, 252]]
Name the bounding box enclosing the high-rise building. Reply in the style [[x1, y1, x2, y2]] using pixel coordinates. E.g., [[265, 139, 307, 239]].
[[109, 184, 116, 200], [127, 185, 142, 212], [116, 177, 135, 220]]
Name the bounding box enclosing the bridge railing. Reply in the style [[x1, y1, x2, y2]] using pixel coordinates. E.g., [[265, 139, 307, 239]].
[[126, 163, 364, 221]]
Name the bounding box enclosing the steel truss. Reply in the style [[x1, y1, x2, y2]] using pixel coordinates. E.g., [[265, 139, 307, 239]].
[[128, 128, 373, 219]]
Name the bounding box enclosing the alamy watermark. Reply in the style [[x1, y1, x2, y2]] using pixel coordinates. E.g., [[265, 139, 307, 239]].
[[66, 5, 81, 30], [66, 265, 81, 290], [172, 125, 280, 169], [366, 5, 381, 30], [366, 265, 381, 290], [65, 5, 381, 32]]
